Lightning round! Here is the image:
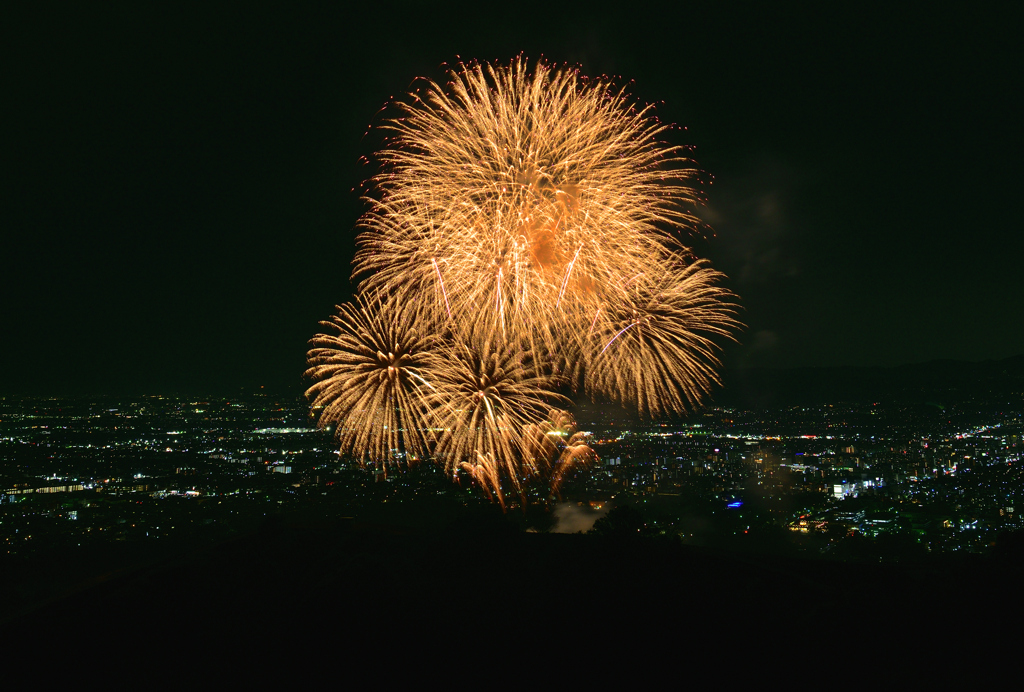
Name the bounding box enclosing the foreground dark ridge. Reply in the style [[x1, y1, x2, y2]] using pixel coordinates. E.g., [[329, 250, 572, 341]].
[[5, 515, 1022, 650]]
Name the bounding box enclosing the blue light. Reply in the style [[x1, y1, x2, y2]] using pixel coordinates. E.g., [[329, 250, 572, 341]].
[[727, 501, 743, 508]]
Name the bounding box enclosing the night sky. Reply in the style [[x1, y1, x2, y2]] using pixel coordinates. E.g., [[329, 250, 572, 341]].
[[5, 4, 1021, 395]]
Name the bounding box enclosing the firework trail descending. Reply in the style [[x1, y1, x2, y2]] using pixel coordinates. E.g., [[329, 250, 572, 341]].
[[307, 58, 741, 503], [523, 409, 598, 499]]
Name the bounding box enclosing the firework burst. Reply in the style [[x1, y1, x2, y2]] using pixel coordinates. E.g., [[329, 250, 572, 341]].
[[583, 258, 741, 417], [307, 58, 742, 503], [304, 294, 441, 472], [355, 58, 704, 356], [429, 327, 565, 501]]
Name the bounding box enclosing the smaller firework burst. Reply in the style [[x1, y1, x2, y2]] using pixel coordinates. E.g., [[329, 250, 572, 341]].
[[304, 293, 442, 472], [429, 326, 565, 499], [583, 258, 741, 417]]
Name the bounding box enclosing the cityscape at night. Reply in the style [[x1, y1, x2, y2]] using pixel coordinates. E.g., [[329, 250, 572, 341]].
[[4, 362, 1022, 563], [4, 364, 1024, 652]]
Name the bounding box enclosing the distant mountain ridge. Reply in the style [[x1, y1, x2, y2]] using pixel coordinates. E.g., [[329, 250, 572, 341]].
[[714, 354, 1024, 408]]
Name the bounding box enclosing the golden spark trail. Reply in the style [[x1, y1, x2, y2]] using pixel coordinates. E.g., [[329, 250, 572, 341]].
[[556, 243, 583, 309], [432, 257, 452, 320], [599, 322, 637, 357]]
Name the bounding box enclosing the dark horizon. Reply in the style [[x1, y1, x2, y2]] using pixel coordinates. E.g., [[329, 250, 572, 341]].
[[5, 353, 1021, 407], [5, 4, 1021, 395]]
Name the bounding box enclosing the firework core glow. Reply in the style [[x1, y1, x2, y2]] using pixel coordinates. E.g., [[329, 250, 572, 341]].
[[305, 57, 741, 506]]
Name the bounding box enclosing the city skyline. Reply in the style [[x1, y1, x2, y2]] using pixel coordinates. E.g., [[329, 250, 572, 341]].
[[4, 385, 1021, 554]]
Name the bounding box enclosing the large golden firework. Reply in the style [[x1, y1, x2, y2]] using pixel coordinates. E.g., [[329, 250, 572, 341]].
[[355, 58, 705, 354], [308, 58, 740, 502]]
